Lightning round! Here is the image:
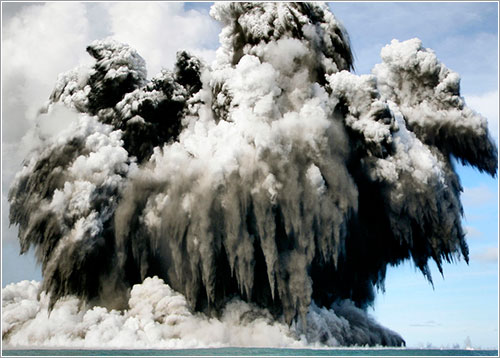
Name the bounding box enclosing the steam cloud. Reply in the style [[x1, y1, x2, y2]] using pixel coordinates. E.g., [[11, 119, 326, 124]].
[[4, 2, 497, 348]]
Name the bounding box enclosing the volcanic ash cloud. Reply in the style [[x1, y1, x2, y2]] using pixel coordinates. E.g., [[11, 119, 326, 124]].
[[5, 2, 497, 348]]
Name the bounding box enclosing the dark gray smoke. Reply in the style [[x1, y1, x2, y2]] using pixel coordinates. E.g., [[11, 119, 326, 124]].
[[7, 2, 497, 347]]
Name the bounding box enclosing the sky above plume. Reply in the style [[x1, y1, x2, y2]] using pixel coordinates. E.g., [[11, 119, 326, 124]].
[[1, 1, 498, 349]]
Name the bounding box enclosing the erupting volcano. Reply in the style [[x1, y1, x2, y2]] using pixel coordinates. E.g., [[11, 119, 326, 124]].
[[4, 2, 497, 348]]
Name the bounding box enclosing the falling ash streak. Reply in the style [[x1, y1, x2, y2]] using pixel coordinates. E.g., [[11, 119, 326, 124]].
[[5, 2, 497, 348]]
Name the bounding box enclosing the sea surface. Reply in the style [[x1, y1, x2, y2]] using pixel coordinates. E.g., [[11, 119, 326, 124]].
[[2, 348, 498, 356]]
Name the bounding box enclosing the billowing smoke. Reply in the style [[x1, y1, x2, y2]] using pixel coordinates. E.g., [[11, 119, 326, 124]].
[[5, 2, 497, 348], [2, 277, 402, 348]]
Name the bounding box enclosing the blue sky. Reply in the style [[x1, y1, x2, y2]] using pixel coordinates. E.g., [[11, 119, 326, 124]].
[[1, 1, 498, 350]]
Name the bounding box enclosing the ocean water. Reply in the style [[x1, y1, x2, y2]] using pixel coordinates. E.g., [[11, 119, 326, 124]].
[[2, 348, 498, 356]]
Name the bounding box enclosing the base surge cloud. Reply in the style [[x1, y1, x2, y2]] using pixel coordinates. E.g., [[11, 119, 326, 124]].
[[4, 2, 497, 348], [2, 277, 401, 348]]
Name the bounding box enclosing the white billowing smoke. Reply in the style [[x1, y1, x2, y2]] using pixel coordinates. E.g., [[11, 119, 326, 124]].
[[2, 277, 397, 348], [4, 2, 497, 348], [3, 278, 302, 348]]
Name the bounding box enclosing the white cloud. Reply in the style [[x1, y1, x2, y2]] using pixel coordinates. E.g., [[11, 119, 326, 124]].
[[2, 3, 91, 130], [464, 91, 499, 142], [462, 185, 497, 208], [102, 2, 220, 77], [464, 226, 483, 240], [472, 247, 499, 263], [410, 320, 442, 327]]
